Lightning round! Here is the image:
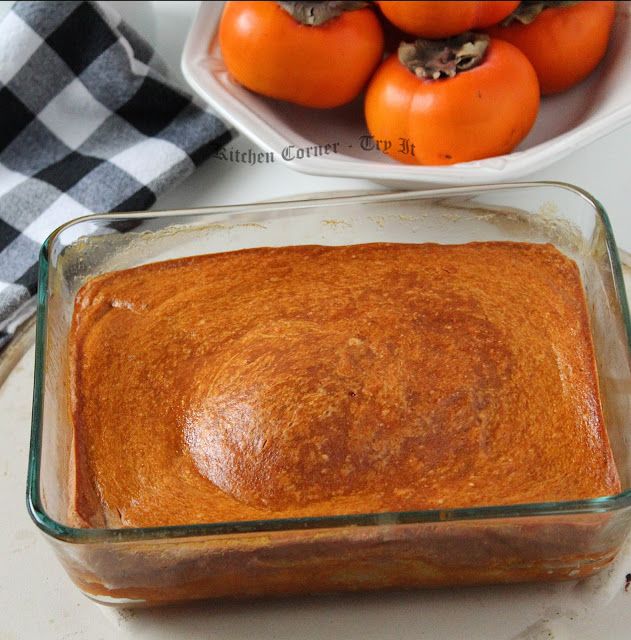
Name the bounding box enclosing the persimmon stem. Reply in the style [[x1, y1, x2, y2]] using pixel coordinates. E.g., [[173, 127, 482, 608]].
[[277, 1, 368, 26], [398, 33, 490, 80], [502, 1, 580, 26]]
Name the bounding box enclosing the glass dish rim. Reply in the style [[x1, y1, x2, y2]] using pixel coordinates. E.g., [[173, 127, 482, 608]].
[[26, 180, 631, 544]]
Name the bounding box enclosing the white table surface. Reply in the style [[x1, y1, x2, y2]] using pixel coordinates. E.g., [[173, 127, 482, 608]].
[[2, 2, 631, 638]]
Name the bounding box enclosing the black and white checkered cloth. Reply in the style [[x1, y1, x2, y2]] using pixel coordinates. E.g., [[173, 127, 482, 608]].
[[0, 1, 231, 353]]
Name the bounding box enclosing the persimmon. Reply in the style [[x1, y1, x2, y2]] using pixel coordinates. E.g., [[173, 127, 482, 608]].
[[487, 1, 616, 95], [379, 8, 412, 53], [364, 34, 540, 165], [376, 1, 520, 38], [219, 1, 384, 108]]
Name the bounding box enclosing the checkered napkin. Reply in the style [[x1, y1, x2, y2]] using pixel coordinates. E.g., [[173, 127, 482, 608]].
[[0, 1, 231, 353]]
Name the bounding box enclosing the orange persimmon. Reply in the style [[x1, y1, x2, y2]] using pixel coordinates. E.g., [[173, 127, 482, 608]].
[[376, 1, 520, 38], [487, 1, 616, 95], [364, 35, 540, 165], [218, 1, 384, 108]]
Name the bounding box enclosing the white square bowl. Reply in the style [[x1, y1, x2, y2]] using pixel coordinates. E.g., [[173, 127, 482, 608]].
[[182, 1, 631, 188]]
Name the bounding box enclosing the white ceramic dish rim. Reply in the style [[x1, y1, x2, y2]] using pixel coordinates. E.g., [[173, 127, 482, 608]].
[[182, 1, 631, 185]]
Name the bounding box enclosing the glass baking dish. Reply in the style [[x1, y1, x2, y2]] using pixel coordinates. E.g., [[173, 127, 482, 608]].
[[27, 183, 631, 606]]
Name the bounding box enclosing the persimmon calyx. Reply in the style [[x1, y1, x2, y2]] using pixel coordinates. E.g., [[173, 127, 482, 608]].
[[502, 1, 580, 26], [398, 33, 490, 80], [277, 1, 368, 26]]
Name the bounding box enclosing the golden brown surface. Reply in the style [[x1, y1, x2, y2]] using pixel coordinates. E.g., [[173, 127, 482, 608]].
[[68, 242, 620, 528]]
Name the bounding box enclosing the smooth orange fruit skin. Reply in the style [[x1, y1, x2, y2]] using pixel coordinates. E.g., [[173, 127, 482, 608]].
[[219, 1, 384, 108], [487, 1, 616, 95], [364, 39, 540, 165], [376, 1, 520, 38]]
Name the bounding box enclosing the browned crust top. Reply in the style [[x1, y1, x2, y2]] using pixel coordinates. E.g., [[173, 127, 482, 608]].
[[68, 242, 620, 528]]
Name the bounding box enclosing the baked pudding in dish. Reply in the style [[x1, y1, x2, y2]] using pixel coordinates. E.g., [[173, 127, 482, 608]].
[[68, 241, 620, 529]]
